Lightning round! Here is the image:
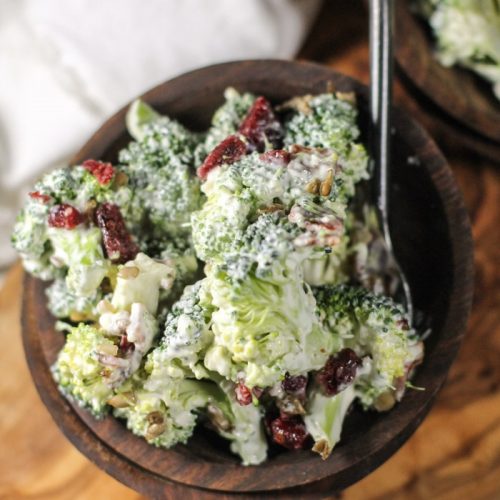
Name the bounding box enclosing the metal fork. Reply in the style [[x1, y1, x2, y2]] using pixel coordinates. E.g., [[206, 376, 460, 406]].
[[369, 0, 414, 321]]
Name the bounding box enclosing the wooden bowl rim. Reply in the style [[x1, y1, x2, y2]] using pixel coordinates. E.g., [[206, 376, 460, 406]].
[[21, 59, 474, 496]]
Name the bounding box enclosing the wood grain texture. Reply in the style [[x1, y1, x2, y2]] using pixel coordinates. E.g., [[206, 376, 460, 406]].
[[20, 60, 473, 498], [394, 0, 500, 144]]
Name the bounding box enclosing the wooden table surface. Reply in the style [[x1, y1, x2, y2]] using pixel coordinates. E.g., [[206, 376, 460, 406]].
[[1, 1, 499, 498]]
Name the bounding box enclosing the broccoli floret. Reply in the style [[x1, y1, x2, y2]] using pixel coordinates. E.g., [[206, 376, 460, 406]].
[[11, 198, 55, 280], [46, 279, 103, 321], [190, 163, 255, 261], [192, 144, 367, 265], [313, 284, 423, 409], [114, 355, 227, 449], [114, 386, 195, 448], [195, 87, 256, 163], [301, 234, 350, 286], [153, 280, 214, 378], [204, 266, 334, 388], [192, 148, 295, 263], [52, 324, 117, 417], [53, 298, 162, 417], [119, 114, 202, 240], [52, 253, 180, 416], [12, 164, 133, 284], [283, 93, 363, 154], [47, 226, 111, 296], [220, 212, 302, 285]]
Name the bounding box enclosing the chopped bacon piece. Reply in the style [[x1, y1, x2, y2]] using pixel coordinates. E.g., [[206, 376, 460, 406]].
[[197, 135, 246, 180], [238, 96, 283, 152], [95, 203, 139, 263], [48, 204, 83, 229], [269, 415, 309, 450], [29, 191, 51, 203], [259, 149, 291, 166], [235, 381, 253, 406], [83, 159, 115, 185], [316, 348, 362, 396]]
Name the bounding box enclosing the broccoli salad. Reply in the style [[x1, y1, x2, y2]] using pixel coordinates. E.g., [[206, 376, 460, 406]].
[[13, 88, 424, 465], [416, 0, 500, 100]]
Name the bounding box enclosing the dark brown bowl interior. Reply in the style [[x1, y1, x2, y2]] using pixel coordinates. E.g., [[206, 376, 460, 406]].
[[395, 1, 500, 144], [22, 60, 473, 498]]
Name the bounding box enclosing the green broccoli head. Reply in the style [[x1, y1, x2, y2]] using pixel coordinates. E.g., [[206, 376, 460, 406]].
[[12, 163, 133, 282], [192, 142, 367, 266], [12, 196, 55, 280], [112, 378, 205, 449], [46, 279, 103, 321], [283, 93, 363, 154], [119, 111, 202, 240], [221, 212, 303, 285], [300, 233, 350, 287], [47, 226, 111, 297], [113, 364, 227, 449], [195, 87, 256, 163], [203, 266, 334, 388], [53, 290, 164, 417], [114, 388, 195, 448], [313, 284, 423, 409], [190, 160, 256, 262], [52, 324, 116, 417], [151, 280, 214, 379]]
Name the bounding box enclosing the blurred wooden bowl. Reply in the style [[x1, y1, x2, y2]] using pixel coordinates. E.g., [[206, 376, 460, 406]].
[[395, 1, 500, 144], [22, 60, 474, 498]]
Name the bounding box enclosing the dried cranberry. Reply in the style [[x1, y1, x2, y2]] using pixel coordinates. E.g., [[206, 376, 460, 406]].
[[238, 96, 283, 152], [282, 373, 308, 394], [83, 159, 115, 185], [259, 149, 291, 165], [235, 382, 253, 406], [269, 415, 309, 450], [316, 348, 362, 396], [29, 191, 51, 203], [119, 335, 135, 354], [48, 204, 83, 229], [95, 203, 139, 264], [197, 135, 246, 180]]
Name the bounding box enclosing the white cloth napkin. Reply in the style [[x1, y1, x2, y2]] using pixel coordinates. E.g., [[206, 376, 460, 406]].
[[0, 0, 321, 269]]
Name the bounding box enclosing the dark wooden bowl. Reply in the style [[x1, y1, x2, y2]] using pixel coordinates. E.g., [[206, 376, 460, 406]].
[[21, 60, 474, 498], [395, 1, 500, 144]]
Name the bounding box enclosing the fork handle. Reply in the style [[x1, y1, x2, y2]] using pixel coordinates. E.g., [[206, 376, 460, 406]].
[[369, 0, 394, 242]]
